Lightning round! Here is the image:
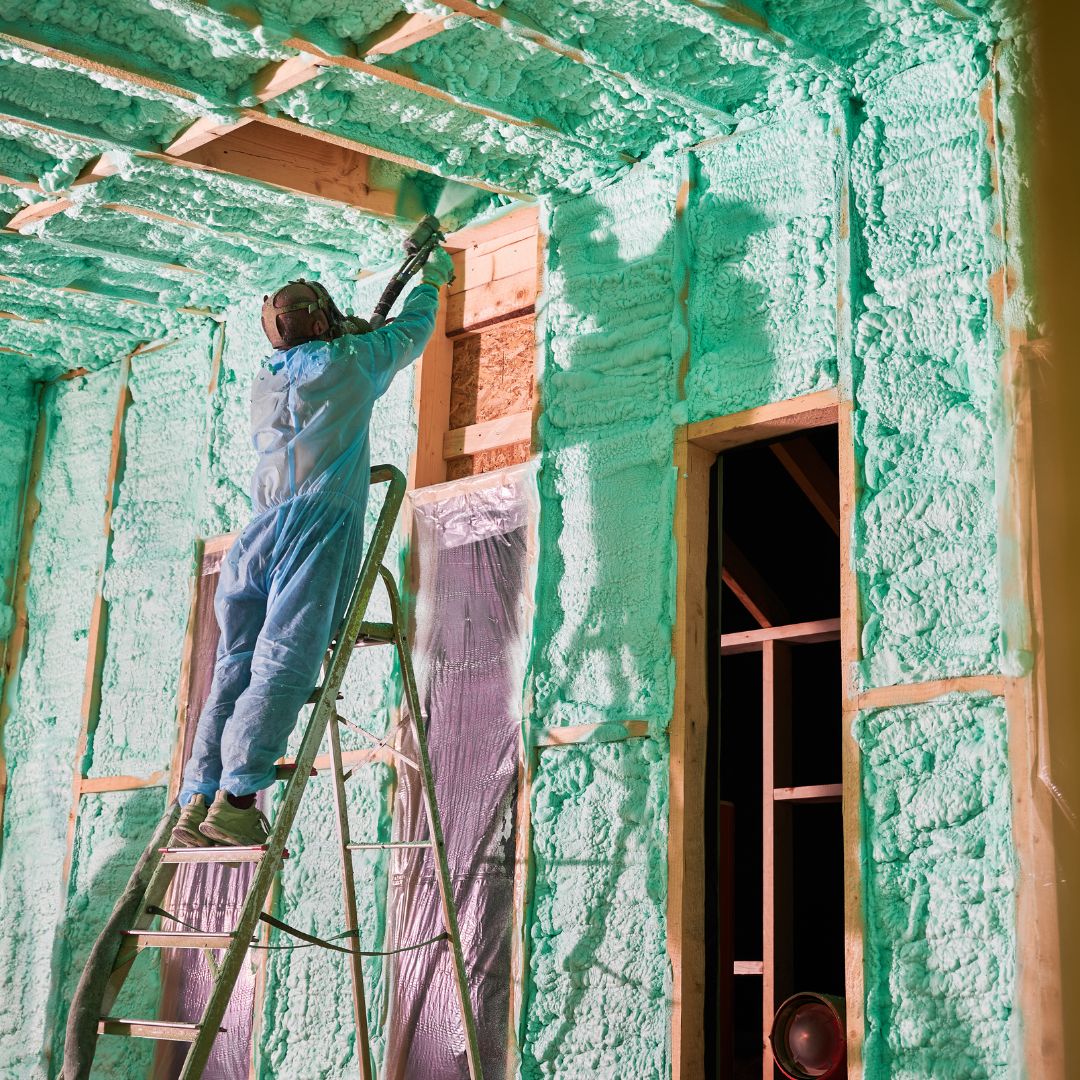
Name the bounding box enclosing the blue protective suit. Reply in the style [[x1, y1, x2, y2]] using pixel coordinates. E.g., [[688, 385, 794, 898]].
[[180, 284, 439, 804]]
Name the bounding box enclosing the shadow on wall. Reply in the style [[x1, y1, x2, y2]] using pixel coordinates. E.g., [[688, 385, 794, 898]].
[[520, 169, 774, 1079]]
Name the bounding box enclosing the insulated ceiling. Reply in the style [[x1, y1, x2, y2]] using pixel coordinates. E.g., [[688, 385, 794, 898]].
[[0, 0, 1018, 377]]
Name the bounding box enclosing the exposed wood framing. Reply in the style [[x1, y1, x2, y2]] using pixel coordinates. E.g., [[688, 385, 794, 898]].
[[773, 783, 842, 804], [163, 115, 253, 158], [0, 391, 48, 849], [5, 197, 72, 230], [761, 638, 792, 1079], [688, 388, 840, 454], [719, 617, 841, 655], [359, 12, 455, 55], [0, 173, 44, 192], [533, 719, 649, 747], [669, 429, 712, 1080], [856, 674, 1007, 711], [61, 350, 133, 883], [770, 436, 840, 536], [80, 772, 167, 794], [410, 293, 454, 489], [443, 410, 532, 460], [248, 54, 324, 104], [721, 533, 789, 628]]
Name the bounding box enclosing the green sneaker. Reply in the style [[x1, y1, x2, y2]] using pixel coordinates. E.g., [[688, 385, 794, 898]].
[[199, 791, 271, 847], [170, 795, 211, 848]]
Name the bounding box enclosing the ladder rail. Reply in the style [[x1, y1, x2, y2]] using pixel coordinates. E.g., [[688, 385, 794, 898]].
[[178, 465, 406, 1080]]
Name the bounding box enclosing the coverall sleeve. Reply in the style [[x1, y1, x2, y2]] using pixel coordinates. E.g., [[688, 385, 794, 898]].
[[347, 283, 440, 399]]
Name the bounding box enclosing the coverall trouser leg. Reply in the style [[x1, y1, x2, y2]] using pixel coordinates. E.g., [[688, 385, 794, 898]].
[[180, 494, 366, 805]]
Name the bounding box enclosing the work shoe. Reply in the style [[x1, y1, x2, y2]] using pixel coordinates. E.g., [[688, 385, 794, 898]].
[[170, 795, 212, 848], [199, 791, 271, 847]]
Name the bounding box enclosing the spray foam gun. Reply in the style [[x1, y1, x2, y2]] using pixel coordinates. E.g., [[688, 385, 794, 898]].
[[369, 215, 444, 330]]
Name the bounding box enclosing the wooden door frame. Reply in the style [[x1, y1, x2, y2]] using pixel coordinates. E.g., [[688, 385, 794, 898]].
[[669, 387, 867, 1080]]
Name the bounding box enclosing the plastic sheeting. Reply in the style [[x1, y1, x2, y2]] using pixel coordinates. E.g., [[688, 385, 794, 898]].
[[385, 462, 538, 1080]]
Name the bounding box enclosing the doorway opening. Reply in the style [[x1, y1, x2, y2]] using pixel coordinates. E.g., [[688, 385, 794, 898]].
[[703, 423, 845, 1080]]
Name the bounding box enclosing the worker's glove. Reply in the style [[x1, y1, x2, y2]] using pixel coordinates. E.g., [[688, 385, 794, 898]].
[[421, 246, 455, 288]]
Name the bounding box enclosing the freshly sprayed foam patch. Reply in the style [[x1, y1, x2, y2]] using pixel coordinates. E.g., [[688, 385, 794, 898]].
[[0, 311, 136, 378], [270, 66, 626, 196], [856, 694, 1016, 1080], [686, 97, 842, 419], [254, 0, 405, 47], [90, 329, 213, 777], [851, 44, 1003, 687], [523, 737, 668, 1078]]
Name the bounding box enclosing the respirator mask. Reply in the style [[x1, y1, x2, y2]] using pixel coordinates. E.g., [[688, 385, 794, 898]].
[[261, 279, 372, 351]]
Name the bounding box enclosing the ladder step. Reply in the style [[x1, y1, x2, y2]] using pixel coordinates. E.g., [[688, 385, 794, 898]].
[[275, 763, 317, 780], [159, 845, 287, 865], [97, 1018, 224, 1042], [122, 930, 235, 950], [356, 621, 395, 646], [347, 840, 432, 851], [306, 686, 343, 704]]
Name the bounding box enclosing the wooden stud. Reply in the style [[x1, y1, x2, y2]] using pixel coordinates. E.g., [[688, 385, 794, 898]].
[[163, 116, 253, 158], [71, 154, 121, 187], [166, 538, 204, 805], [79, 772, 167, 794], [62, 350, 134, 883], [773, 783, 842, 804], [669, 429, 713, 1080], [359, 13, 456, 55], [770, 436, 840, 535], [533, 719, 649, 747], [0, 173, 44, 192], [762, 639, 793, 1079], [0, 390, 48, 850], [721, 533, 790, 629], [410, 293, 454, 489], [5, 198, 72, 231], [720, 617, 841, 655], [856, 674, 1007, 711], [442, 410, 532, 460], [688, 389, 840, 455], [836, 399, 865, 1080]]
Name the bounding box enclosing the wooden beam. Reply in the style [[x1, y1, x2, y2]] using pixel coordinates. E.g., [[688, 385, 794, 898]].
[[0, 271, 167, 313], [856, 674, 1008, 712], [163, 115, 252, 157], [443, 410, 532, 460], [359, 13, 455, 55], [688, 388, 840, 454], [249, 54, 323, 103], [62, 351, 133, 883], [174, 121, 400, 219], [771, 435, 840, 536], [80, 772, 167, 794], [669, 431, 713, 1080], [719, 617, 841, 655], [0, 391, 47, 851], [722, 533, 790, 629], [773, 783, 842, 804], [533, 719, 649, 747], [410, 292, 453, 489], [5, 197, 72, 231], [0, 173, 44, 193], [734, 960, 763, 976]]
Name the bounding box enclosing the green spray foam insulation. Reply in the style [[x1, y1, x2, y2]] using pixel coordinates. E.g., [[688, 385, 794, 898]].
[[856, 692, 1016, 1079]]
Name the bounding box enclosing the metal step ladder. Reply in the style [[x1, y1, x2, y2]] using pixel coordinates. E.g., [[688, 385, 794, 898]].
[[63, 465, 484, 1080]]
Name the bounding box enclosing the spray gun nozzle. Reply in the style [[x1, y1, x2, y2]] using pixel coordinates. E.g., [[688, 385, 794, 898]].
[[404, 214, 442, 256]]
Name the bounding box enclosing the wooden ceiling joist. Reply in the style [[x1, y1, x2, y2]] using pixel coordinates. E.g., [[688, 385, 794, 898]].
[[163, 115, 252, 158], [0, 271, 211, 316], [0, 174, 44, 193], [770, 436, 840, 536], [359, 12, 456, 56], [6, 197, 72, 231], [1, 226, 203, 277], [722, 533, 790, 628], [0, 26, 530, 204]]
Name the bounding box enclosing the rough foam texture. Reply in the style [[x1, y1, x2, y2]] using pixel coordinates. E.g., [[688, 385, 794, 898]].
[[0, 117, 102, 190], [49, 787, 167, 1076], [0, 372, 35, 642], [382, 18, 721, 158], [90, 328, 215, 778], [533, 161, 681, 730], [253, 0, 405, 48], [851, 45, 1004, 687], [0, 371, 118, 1076], [0, 311, 136, 379], [686, 97, 842, 420], [496, 0, 837, 120], [522, 738, 668, 1078], [856, 693, 1016, 1079], [271, 67, 627, 196], [0, 41, 212, 148], [0, 0, 287, 102]]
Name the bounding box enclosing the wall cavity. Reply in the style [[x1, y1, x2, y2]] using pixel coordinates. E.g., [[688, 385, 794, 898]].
[[856, 693, 1016, 1079]]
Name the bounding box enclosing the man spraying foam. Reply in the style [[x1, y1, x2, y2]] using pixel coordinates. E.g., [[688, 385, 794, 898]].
[[170, 244, 455, 848]]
